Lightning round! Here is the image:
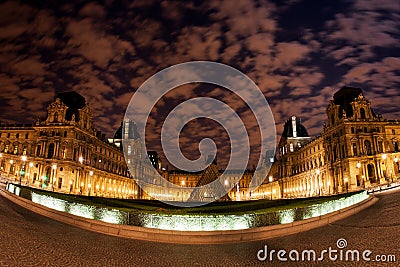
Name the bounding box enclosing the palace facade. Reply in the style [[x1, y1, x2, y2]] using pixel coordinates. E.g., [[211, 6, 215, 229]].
[[0, 91, 145, 198], [1, 87, 399, 201], [262, 86, 400, 199]]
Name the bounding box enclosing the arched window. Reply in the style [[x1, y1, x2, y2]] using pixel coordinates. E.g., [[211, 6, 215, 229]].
[[360, 108, 366, 119], [364, 140, 372, 155], [352, 143, 358, 156], [36, 145, 41, 157], [47, 143, 55, 158]]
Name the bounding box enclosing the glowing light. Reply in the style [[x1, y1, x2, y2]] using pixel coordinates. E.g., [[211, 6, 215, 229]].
[[21, 155, 27, 162], [79, 156, 83, 164], [89, 171, 93, 176], [356, 162, 361, 169], [29, 162, 34, 167], [382, 154, 387, 160], [9, 160, 13, 164], [269, 176, 273, 183], [142, 214, 252, 231], [52, 164, 57, 170], [8, 185, 369, 232]]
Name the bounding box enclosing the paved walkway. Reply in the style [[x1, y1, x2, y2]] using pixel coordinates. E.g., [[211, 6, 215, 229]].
[[0, 188, 399, 266]]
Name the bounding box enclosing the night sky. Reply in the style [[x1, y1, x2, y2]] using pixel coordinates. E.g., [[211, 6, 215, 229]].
[[1, 0, 399, 168]]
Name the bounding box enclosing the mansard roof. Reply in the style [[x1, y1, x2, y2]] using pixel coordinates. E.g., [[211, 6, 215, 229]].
[[281, 117, 309, 138]]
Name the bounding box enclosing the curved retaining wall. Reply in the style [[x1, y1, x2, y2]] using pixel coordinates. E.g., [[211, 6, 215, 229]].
[[0, 188, 377, 244]]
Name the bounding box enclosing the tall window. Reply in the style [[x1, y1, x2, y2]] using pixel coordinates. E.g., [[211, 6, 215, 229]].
[[394, 141, 399, 152], [377, 141, 383, 153], [353, 143, 358, 156], [360, 108, 366, 119], [36, 145, 41, 156], [47, 143, 55, 158], [364, 140, 372, 155], [54, 112, 58, 122]]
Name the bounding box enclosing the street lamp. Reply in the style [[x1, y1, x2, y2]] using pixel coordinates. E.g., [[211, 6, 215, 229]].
[[20, 155, 27, 185], [382, 154, 388, 184], [356, 162, 363, 187], [269, 176, 273, 200], [89, 171, 93, 196], [51, 164, 57, 191], [316, 169, 321, 196]]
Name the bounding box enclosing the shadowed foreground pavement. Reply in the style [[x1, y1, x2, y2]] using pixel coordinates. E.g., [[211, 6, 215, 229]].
[[0, 188, 399, 266]]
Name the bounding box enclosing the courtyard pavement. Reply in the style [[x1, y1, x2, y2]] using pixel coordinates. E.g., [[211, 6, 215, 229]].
[[0, 187, 399, 266]]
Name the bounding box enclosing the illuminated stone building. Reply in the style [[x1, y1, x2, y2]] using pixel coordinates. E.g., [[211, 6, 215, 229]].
[[1, 86, 399, 202], [0, 91, 140, 198], [265, 86, 400, 198]]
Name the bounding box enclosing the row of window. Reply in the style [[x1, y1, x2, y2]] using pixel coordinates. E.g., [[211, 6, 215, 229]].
[[0, 132, 30, 139]]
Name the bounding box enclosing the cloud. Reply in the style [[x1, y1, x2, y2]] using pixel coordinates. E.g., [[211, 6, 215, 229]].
[[12, 57, 48, 76], [273, 42, 311, 68], [79, 2, 106, 18]]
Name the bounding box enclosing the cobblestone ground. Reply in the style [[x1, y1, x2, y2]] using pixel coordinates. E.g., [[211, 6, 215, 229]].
[[0, 187, 399, 266]]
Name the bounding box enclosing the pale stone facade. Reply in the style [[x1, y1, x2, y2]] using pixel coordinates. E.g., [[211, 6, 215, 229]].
[[0, 92, 141, 198], [265, 86, 400, 198], [1, 87, 399, 201]]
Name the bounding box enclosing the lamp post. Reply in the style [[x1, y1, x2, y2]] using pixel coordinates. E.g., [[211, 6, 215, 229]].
[[28, 162, 34, 185], [356, 162, 363, 188], [316, 169, 321, 196], [20, 155, 27, 185], [51, 164, 57, 191], [344, 177, 349, 193], [382, 154, 388, 184], [89, 170, 93, 196], [269, 176, 273, 200]]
